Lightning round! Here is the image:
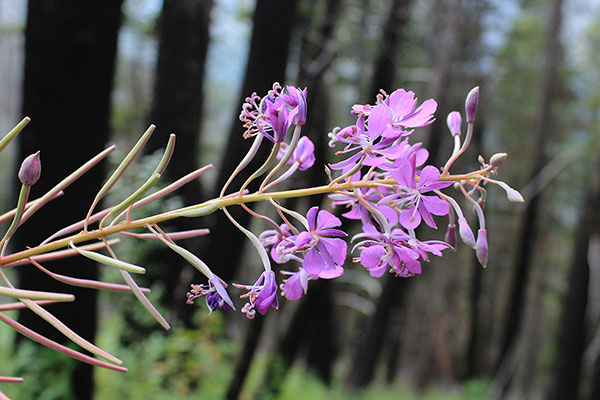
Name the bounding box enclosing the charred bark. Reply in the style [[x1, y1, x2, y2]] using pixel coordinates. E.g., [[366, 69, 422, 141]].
[[143, 0, 213, 323], [16, 1, 123, 398], [497, 0, 564, 374]]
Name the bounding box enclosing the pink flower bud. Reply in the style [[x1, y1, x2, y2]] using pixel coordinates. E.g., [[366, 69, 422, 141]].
[[465, 86, 479, 123], [475, 229, 488, 267], [458, 217, 476, 248], [18, 151, 41, 186], [446, 111, 462, 137], [444, 224, 457, 249], [490, 153, 507, 168]]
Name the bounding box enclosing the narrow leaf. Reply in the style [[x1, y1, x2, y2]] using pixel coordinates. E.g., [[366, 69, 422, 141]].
[[69, 242, 145, 274], [0, 311, 127, 372], [0, 117, 30, 154], [0, 286, 74, 302], [21, 146, 116, 224], [85, 125, 155, 228], [19, 298, 123, 365], [119, 270, 170, 330], [30, 259, 150, 293]]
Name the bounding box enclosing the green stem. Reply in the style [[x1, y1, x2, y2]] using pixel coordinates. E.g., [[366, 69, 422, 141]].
[[0, 172, 482, 266], [0, 185, 30, 251]]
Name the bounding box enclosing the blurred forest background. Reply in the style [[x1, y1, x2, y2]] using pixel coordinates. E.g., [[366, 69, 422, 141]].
[[0, 0, 599, 399]]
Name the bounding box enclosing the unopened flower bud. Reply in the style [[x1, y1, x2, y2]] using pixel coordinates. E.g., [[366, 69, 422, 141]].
[[498, 181, 525, 203], [444, 224, 457, 249], [458, 217, 476, 248], [507, 188, 524, 203], [446, 111, 462, 137], [18, 151, 41, 186], [490, 153, 507, 168], [465, 86, 479, 123], [475, 229, 488, 267]]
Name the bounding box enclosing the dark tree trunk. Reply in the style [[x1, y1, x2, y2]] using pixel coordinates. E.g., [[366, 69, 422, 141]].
[[295, 0, 342, 383], [368, 0, 413, 97], [497, 0, 564, 375], [196, 0, 299, 286], [253, 0, 343, 393], [143, 0, 213, 323], [465, 116, 486, 379], [346, 275, 411, 388], [225, 315, 266, 400], [346, 0, 465, 389], [16, 1, 123, 398], [213, 1, 299, 399], [545, 166, 598, 400], [589, 347, 600, 400], [256, 279, 331, 398]]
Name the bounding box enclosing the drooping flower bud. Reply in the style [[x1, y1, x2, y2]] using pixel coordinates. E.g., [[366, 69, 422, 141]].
[[475, 229, 488, 267], [446, 111, 462, 137], [18, 151, 41, 186], [465, 86, 479, 123], [490, 153, 507, 168], [444, 224, 457, 249], [458, 217, 476, 248], [506, 187, 524, 203], [498, 181, 525, 203]]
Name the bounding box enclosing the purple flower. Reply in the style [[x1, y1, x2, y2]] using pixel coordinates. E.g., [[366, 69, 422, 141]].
[[260, 223, 292, 263], [356, 225, 451, 278], [329, 110, 408, 171], [277, 136, 315, 171], [239, 83, 306, 143], [384, 89, 437, 129], [262, 97, 292, 142], [359, 230, 421, 277], [277, 207, 347, 279], [330, 97, 437, 170], [281, 268, 310, 300], [186, 276, 235, 314], [234, 270, 279, 318], [385, 157, 452, 229]]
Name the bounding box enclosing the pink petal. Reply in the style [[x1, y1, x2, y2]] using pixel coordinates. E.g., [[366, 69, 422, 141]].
[[303, 248, 325, 278], [319, 237, 347, 266], [387, 89, 416, 117], [316, 209, 342, 230], [367, 104, 392, 140], [400, 207, 421, 230], [399, 99, 437, 128], [319, 265, 344, 279], [306, 207, 319, 231], [360, 245, 384, 269], [391, 158, 415, 187], [421, 195, 450, 216]]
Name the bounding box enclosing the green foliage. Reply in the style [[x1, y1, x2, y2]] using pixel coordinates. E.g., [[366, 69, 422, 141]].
[[0, 318, 76, 400], [94, 309, 235, 400]]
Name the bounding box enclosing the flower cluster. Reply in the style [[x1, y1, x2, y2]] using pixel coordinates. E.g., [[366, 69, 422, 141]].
[[186, 84, 523, 317], [0, 83, 522, 388]]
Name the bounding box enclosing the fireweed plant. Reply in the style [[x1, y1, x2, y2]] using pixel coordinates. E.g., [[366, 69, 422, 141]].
[[0, 83, 522, 395]]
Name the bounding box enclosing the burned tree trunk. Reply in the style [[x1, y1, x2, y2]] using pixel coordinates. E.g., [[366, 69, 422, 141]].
[[143, 0, 213, 321], [17, 1, 123, 398], [497, 0, 564, 374]]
